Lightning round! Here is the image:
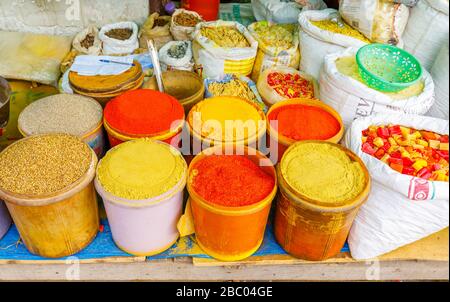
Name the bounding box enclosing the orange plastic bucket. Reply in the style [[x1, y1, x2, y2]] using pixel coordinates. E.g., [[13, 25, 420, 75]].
[[104, 89, 185, 148], [266, 99, 344, 163], [186, 146, 277, 261], [274, 141, 371, 261]]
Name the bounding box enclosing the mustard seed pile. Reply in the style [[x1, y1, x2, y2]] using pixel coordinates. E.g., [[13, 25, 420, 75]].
[[18, 94, 103, 137], [0, 134, 92, 196]]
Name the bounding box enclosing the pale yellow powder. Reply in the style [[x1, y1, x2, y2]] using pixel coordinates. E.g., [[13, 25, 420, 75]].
[[97, 139, 187, 200], [281, 142, 366, 206]]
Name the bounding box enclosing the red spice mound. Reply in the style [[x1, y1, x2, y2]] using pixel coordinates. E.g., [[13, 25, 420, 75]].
[[268, 104, 341, 141], [104, 89, 184, 135], [192, 155, 275, 207]]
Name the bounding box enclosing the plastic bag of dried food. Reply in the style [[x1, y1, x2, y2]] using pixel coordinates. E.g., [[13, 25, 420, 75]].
[[257, 66, 319, 106], [204, 74, 267, 112], [0, 31, 72, 86], [73, 26, 102, 56], [99, 22, 139, 55], [248, 22, 300, 82], [139, 13, 173, 50], [251, 0, 327, 24], [170, 9, 203, 41], [159, 41, 194, 72], [339, 0, 410, 46], [192, 21, 258, 79], [403, 0, 449, 70], [345, 113, 449, 260]]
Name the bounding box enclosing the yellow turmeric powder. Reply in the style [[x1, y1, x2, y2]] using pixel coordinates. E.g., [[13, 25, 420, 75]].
[[281, 142, 366, 205], [97, 139, 187, 200]]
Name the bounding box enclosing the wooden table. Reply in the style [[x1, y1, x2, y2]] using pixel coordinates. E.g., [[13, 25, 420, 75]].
[[1, 229, 448, 281], [0, 258, 448, 281]]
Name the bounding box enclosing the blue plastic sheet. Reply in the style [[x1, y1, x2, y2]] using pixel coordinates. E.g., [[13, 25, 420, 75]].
[[0, 219, 349, 262]]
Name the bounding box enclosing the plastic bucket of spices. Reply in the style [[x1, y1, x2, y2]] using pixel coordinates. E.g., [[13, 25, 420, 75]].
[[0, 134, 99, 258], [267, 99, 344, 163], [274, 141, 371, 261], [0, 201, 11, 240], [104, 89, 185, 148], [144, 70, 205, 114], [186, 146, 277, 261], [18, 94, 105, 157], [95, 139, 187, 256], [187, 96, 267, 156]]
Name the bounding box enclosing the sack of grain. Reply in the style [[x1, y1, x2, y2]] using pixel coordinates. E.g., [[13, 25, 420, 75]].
[[251, 0, 327, 24], [257, 66, 319, 106], [339, 0, 410, 46], [428, 40, 449, 120], [319, 48, 435, 128], [99, 22, 139, 55], [403, 0, 449, 71], [298, 9, 370, 79], [139, 13, 173, 50], [345, 113, 449, 260], [170, 9, 203, 41], [159, 41, 194, 72], [72, 26, 102, 56], [248, 21, 300, 82], [192, 21, 258, 79]]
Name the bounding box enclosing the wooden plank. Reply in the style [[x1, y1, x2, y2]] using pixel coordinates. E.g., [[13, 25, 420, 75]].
[[193, 228, 449, 267], [0, 259, 447, 281], [0, 256, 146, 265]]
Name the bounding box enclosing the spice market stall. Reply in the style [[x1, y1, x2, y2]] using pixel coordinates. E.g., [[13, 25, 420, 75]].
[[0, 0, 448, 282]]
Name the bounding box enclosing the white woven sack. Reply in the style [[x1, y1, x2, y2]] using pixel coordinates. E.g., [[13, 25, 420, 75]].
[[192, 21, 258, 79], [319, 48, 435, 128], [298, 9, 368, 79], [403, 0, 449, 71], [251, 0, 327, 24], [170, 9, 203, 41], [99, 22, 139, 55], [159, 41, 194, 72], [428, 40, 449, 120], [345, 113, 449, 260]]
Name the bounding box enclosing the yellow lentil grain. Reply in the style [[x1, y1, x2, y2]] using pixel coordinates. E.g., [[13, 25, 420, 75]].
[[0, 134, 92, 196], [311, 20, 371, 43]]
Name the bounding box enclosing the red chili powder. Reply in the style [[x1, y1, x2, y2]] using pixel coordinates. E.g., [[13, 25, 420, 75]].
[[104, 89, 184, 135], [268, 104, 341, 141], [192, 155, 275, 207]]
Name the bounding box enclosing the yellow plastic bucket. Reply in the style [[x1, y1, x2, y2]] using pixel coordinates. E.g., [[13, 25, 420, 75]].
[[0, 135, 99, 258], [185, 145, 277, 261], [187, 96, 267, 151]]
